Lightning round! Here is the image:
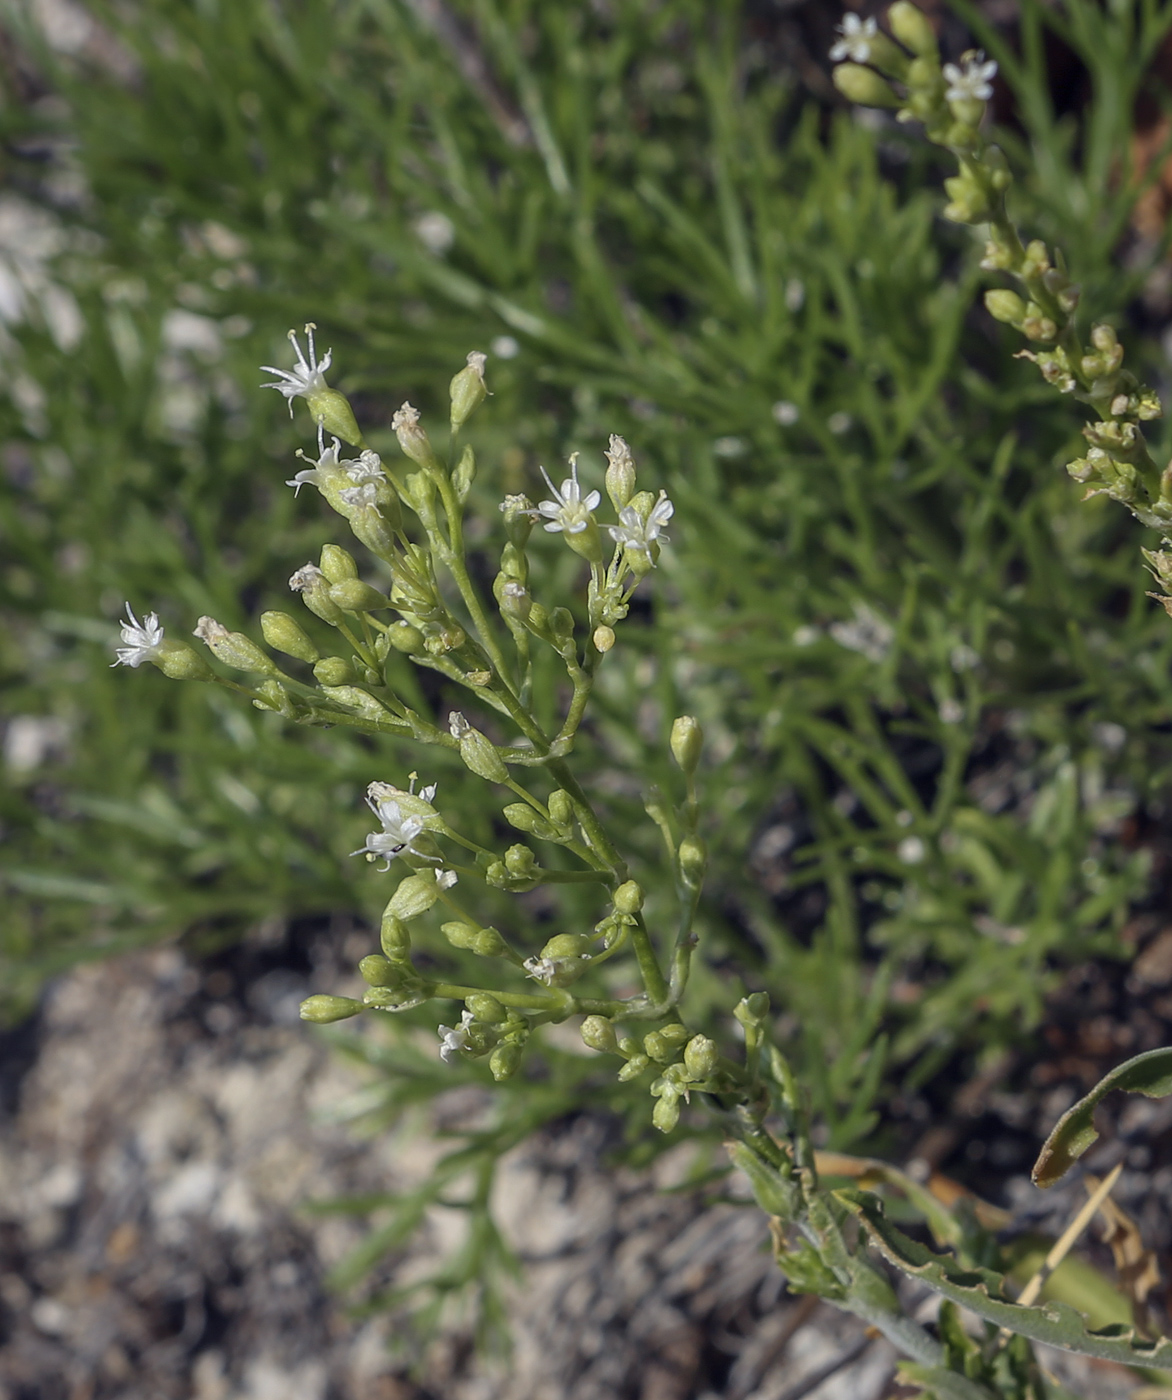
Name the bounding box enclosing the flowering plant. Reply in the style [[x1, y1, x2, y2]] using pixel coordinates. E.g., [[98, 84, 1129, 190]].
[[105, 5, 1172, 1394]]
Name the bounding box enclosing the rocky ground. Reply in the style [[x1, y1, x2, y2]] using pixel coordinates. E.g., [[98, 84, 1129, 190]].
[[0, 916, 1166, 1400]]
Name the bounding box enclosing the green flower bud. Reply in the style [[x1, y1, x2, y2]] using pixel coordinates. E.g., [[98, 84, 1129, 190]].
[[391, 402, 443, 472], [329, 579, 390, 613], [669, 715, 704, 776], [643, 1030, 675, 1064], [613, 881, 644, 915], [617, 1053, 650, 1081], [193, 617, 277, 674], [495, 576, 533, 624], [678, 835, 707, 887], [490, 1041, 524, 1081], [652, 1090, 681, 1133], [300, 994, 365, 1023], [548, 790, 574, 828], [502, 803, 560, 841], [387, 621, 426, 654], [505, 844, 538, 877], [448, 711, 508, 783], [363, 984, 428, 1011], [252, 679, 298, 717], [449, 352, 487, 431], [153, 640, 214, 682], [887, 2, 938, 58], [540, 933, 593, 959], [380, 911, 411, 961], [832, 63, 901, 109], [359, 953, 403, 987], [313, 656, 356, 686], [548, 607, 575, 647], [984, 290, 1027, 327], [734, 991, 771, 1028], [473, 927, 508, 957], [453, 444, 476, 501], [349, 505, 396, 558], [866, 31, 911, 80], [659, 1023, 690, 1046], [320, 544, 358, 583], [683, 1034, 719, 1080], [388, 873, 441, 922], [604, 434, 636, 510], [261, 611, 319, 665], [580, 1015, 618, 1053], [500, 494, 535, 548], [441, 920, 479, 950], [465, 991, 508, 1023]]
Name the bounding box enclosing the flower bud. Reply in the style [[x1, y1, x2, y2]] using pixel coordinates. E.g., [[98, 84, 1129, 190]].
[[832, 63, 901, 109], [604, 434, 636, 510], [652, 1090, 681, 1133], [887, 2, 937, 57], [496, 578, 533, 624], [502, 803, 560, 841], [313, 656, 356, 686], [617, 1054, 649, 1082], [465, 991, 508, 1023], [540, 933, 593, 959], [348, 504, 395, 558], [261, 611, 319, 664], [505, 843, 538, 877], [473, 927, 508, 957], [300, 994, 364, 1023], [548, 607, 575, 647], [984, 290, 1027, 327], [359, 954, 401, 987], [387, 621, 426, 654], [643, 1030, 675, 1064], [669, 715, 703, 776], [449, 352, 487, 430], [490, 1041, 524, 1082], [388, 873, 441, 921], [304, 384, 364, 448], [453, 444, 476, 501], [678, 835, 707, 886], [392, 402, 443, 472], [193, 617, 278, 674], [499, 494, 535, 548], [580, 1015, 618, 1053], [593, 625, 615, 653], [153, 641, 214, 682], [683, 1034, 719, 1080], [329, 579, 390, 613], [380, 911, 412, 961], [548, 790, 574, 827], [613, 881, 644, 915], [448, 711, 509, 783], [320, 544, 358, 583]]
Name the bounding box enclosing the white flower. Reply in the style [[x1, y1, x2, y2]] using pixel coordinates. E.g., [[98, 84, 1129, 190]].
[[830, 14, 877, 64], [943, 52, 997, 103], [289, 563, 325, 593], [338, 482, 381, 510], [436, 869, 458, 891], [524, 956, 558, 985], [286, 435, 342, 495], [260, 322, 333, 415], [609, 490, 673, 556], [438, 1010, 474, 1064], [352, 789, 429, 870], [829, 603, 894, 664], [531, 455, 600, 536], [111, 603, 164, 668]]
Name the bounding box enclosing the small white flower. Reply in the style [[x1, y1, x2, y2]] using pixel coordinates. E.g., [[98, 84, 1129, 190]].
[[289, 563, 325, 593], [531, 455, 601, 536], [524, 956, 558, 985], [112, 603, 164, 668], [352, 789, 429, 870], [436, 869, 458, 891], [898, 835, 926, 865], [830, 13, 877, 64], [943, 52, 997, 104], [609, 490, 674, 557], [829, 603, 894, 664], [260, 322, 333, 415], [338, 482, 381, 510], [438, 1009, 474, 1064], [285, 436, 342, 495]]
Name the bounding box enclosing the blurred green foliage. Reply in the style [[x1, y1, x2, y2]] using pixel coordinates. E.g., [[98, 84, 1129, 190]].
[[3, 0, 1172, 1316]]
